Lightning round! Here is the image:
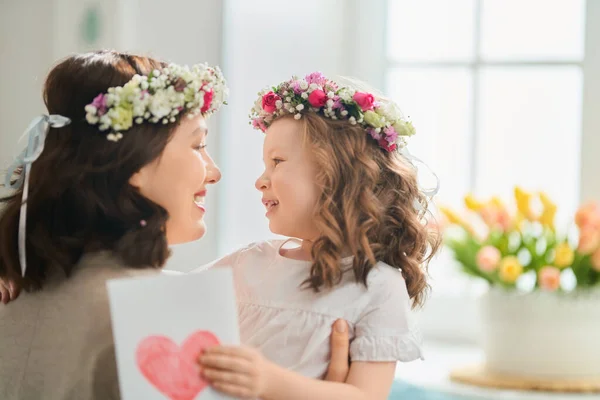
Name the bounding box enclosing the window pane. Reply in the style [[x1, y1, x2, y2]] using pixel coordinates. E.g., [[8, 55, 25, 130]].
[[480, 0, 586, 61], [475, 67, 583, 224], [387, 0, 476, 62], [386, 68, 473, 209]]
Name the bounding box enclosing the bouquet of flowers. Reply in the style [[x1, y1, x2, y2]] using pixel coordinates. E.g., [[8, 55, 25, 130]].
[[439, 187, 600, 291]]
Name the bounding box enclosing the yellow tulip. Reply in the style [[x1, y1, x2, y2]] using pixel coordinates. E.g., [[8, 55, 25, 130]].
[[439, 206, 464, 225], [464, 194, 484, 212], [512, 212, 526, 232], [490, 196, 505, 209], [554, 242, 574, 268], [439, 206, 476, 236], [499, 256, 523, 283], [538, 192, 557, 230], [514, 186, 535, 220]]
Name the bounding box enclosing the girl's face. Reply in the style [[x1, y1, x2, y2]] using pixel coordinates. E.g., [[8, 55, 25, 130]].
[[130, 115, 221, 244], [255, 117, 320, 240]]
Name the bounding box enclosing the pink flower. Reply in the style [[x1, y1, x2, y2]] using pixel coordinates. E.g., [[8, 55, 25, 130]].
[[201, 89, 214, 113], [262, 91, 280, 113], [476, 246, 501, 272], [368, 128, 382, 140], [291, 81, 303, 94], [575, 202, 600, 231], [308, 89, 327, 108], [538, 266, 561, 291], [251, 118, 267, 132], [91, 93, 107, 116], [305, 72, 327, 86], [591, 248, 600, 272], [332, 96, 343, 110], [496, 209, 512, 231], [353, 92, 375, 111], [479, 206, 512, 232], [378, 137, 396, 152], [383, 126, 398, 143], [577, 227, 600, 255]]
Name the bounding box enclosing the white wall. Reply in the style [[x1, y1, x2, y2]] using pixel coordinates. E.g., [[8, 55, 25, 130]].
[[580, 0, 600, 203], [217, 0, 356, 255]]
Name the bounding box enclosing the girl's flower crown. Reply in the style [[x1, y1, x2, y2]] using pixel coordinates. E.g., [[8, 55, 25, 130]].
[[85, 63, 228, 142], [249, 72, 415, 152]]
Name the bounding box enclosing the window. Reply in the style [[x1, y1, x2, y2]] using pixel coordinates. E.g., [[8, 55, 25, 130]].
[[382, 0, 587, 340]]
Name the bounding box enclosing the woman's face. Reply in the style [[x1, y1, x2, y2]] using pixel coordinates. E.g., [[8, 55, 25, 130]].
[[130, 115, 221, 244]]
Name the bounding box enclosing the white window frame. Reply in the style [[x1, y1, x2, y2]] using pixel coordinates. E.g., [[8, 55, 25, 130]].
[[349, 0, 600, 343]]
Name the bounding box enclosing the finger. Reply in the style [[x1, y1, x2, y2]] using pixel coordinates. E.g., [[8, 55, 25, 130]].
[[200, 353, 251, 373], [8, 281, 20, 301], [325, 319, 350, 382], [203, 367, 252, 387], [211, 381, 254, 400], [0, 283, 9, 305], [203, 345, 254, 360]]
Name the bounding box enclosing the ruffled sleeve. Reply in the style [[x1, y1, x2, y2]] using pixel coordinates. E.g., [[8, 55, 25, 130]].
[[349, 264, 424, 362]]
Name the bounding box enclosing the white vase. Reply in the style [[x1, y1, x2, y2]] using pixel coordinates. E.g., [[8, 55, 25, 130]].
[[479, 287, 600, 378]]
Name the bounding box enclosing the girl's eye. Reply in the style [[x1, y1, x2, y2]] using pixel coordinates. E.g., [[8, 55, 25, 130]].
[[273, 158, 283, 166], [194, 144, 207, 151]]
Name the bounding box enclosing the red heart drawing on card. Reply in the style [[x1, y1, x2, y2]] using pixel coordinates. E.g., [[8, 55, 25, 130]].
[[136, 330, 220, 400]]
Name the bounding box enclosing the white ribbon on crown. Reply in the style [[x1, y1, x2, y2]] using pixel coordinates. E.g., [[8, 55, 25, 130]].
[[4, 114, 71, 277]]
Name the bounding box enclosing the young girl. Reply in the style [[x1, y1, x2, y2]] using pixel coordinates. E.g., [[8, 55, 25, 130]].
[[197, 72, 440, 400]]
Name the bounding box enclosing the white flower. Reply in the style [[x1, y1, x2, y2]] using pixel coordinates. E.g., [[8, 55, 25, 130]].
[[100, 114, 111, 126], [86, 114, 99, 124], [286, 97, 292, 102], [326, 99, 334, 107], [327, 91, 334, 98], [349, 116, 357, 125], [301, 92, 309, 99], [294, 113, 302, 120], [341, 110, 348, 116], [309, 83, 318, 91], [296, 104, 304, 111], [149, 90, 173, 119], [275, 100, 283, 109], [299, 80, 308, 90], [375, 101, 402, 122], [106, 132, 123, 142]]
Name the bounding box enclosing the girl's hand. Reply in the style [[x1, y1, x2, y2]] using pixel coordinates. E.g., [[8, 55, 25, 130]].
[[199, 345, 272, 399]]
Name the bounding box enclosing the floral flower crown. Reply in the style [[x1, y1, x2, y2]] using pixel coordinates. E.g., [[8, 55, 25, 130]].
[[249, 72, 415, 152], [85, 63, 228, 142]]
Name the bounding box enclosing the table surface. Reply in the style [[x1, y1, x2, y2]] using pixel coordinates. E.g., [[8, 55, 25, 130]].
[[394, 342, 600, 400]]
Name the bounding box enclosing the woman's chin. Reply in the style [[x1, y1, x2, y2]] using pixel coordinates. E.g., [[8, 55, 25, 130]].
[[165, 220, 206, 245]]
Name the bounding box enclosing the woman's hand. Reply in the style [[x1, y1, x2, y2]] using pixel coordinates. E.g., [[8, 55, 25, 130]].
[[199, 345, 273, 399], [0, 278, 19, 304], [324, 319, 351, 382]]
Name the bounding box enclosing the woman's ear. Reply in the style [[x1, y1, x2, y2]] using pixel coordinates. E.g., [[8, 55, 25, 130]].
[[129, 164, 152, 189], [129, 171, 143, 189]]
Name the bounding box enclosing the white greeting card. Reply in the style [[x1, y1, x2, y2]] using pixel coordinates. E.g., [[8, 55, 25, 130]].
[[107, 268, 239, 400]]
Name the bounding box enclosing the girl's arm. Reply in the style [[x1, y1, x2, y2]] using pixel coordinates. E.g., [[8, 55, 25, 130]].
[[199, 345, 396, 400], [266, 360, 396, 400]]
